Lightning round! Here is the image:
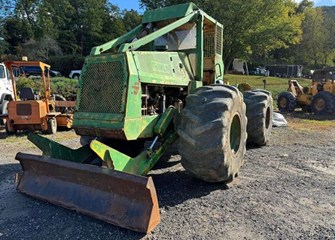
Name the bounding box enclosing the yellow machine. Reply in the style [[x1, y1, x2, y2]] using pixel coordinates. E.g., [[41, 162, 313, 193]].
[[3, 61, 74, 134], [277, 71, 335, 115]]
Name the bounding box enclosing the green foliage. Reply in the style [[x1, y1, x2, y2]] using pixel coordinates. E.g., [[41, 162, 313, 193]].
[[297, 8, 326, 66], [122, 9, 142, 32], [48, 54, 85, 75], [3, 17, 33, 55], [50, 77, 79, 99], [261, 4, 335, 70], [16, 77, 43, 91], [16, 77, 78, 99], [20, 37, 63, 61], [2, 0, 142, 57]]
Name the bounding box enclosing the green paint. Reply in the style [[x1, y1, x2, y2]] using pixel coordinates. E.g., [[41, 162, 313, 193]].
[[153, 107, 175, 136], [142, 3, 197, 24], [230, 115, 242, 154], [90, 25, 143, 55], [196, 14, 204, 81], [188, 81, 203, 94], [129, 51, 194, 86], [90, 131, 178, 176], [30, 2, 226, 177], [28, 133, 93, 163], [118, 12, 198, 53]]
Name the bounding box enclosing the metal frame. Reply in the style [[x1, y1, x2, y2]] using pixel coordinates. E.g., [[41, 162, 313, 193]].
[[4, 61, 51, 109]]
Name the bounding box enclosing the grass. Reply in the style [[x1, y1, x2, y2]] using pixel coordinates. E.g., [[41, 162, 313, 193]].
[[224, 74, 312, 101], [287, 116, 335, 131]]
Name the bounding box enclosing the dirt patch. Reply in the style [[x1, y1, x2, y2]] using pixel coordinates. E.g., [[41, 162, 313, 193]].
[[0, 115, 334, 239]]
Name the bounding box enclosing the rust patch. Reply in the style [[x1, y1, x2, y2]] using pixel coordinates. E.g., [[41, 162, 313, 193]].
[[132, 82, 140, 95], [15, 152, 160, 233]]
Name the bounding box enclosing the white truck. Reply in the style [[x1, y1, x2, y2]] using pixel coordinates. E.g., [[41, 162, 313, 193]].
[[0, 63, 14, 125], [69, 70, 81, 79]]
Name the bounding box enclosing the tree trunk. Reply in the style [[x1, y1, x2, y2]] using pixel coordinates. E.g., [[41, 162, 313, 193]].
[[224, 56, 234, 74]]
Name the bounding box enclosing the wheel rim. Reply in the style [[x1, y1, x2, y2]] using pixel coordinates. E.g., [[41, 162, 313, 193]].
[[279, 97, 287, 109], [265, 107, 271, 129], [314, 98, 325, 111], [230, 114, 241, 154]]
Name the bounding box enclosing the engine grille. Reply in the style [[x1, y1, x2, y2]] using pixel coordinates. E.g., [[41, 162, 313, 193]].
[[204, 25, 223, 57], [16, 104, 32, 116], [216, 25, 222, 55], [204, 29, 215, 57], [78, 58, 127, 114]]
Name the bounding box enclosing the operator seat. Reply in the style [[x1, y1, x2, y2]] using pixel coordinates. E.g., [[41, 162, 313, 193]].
[[20, 87, 35, 100]]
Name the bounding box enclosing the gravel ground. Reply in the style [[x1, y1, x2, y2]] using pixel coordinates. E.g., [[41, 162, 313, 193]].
[[0, 113, 335, 239]]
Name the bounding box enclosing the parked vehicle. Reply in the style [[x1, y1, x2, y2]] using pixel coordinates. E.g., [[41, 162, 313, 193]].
[[277, 75, 335, 115], [3, 61, 74, 134], [266, 65, 303, 78], [249, 67, 268, 76], [312, 67, 335, 81], [0, 63, 14, 125], [69, 70, 81, 79], [19, 66, 61, 78], [229, 59, 249, 75]]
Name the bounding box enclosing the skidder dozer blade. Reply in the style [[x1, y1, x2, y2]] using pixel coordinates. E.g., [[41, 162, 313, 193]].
[[15, 151, 160, 233]]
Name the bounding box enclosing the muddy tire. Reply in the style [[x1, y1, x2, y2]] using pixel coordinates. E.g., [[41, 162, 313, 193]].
[[311, 91, 335, 115], [177, 85, 247, 183], [72, 74, 80, 80], [277, 92, 296, 113], [244, 90, 273, 146], [0, 100, 8, 125], [5, 121, 15, 135], [47, 117, 57, 134]]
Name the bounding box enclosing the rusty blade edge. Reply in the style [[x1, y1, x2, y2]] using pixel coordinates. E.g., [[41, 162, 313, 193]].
[[15, 152, 160, 233]]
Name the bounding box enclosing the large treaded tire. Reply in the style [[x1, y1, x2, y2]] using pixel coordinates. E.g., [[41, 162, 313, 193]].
[[243, 90, 273, 147], [277, 91, 296, 113], [311, 91, 335, 115], [5, 121, 16, 135], [47, 117, 57, 134], [0, 100, 8, 125], [177, 85, 247, 183]]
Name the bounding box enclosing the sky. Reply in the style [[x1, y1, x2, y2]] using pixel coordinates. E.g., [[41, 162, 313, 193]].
[[111, 0, 335, 12], [111, 0, 142, 12], [295, 0, 335, 6]]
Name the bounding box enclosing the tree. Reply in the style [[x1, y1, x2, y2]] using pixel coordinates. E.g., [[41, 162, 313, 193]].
[[0, 19, 9, 56], [14, 0, 40, 33], [3, 17, 33, 55], [296, 0, 314, 13], [21, 37, 63, 60], [97, 5, 142, 53], [295, 8, 327, 67], [321, 11, 335, 66], [122, 9, 142, 32]]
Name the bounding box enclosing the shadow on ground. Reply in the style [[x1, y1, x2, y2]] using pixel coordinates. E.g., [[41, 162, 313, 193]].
[[0, 130, 30, 139], [152, 170, 229, 208], [282, 111, 335, 120], [150, 145, 229, 208]]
